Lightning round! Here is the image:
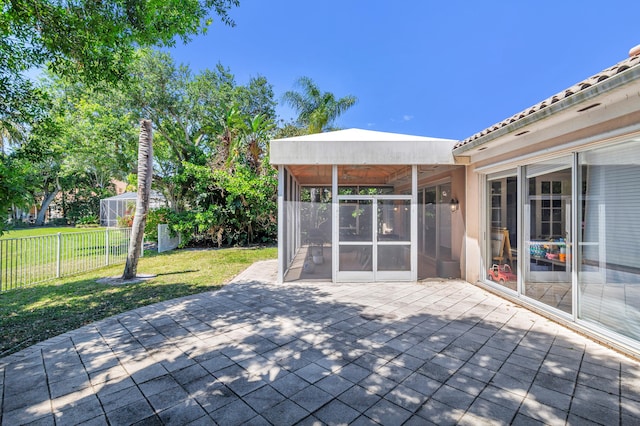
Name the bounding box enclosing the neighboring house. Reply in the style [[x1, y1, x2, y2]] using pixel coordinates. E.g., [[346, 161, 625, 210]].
[[270, 48, 640, 357]]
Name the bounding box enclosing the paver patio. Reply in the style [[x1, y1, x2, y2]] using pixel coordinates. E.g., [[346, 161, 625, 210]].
[[1, 259, 639, 425]]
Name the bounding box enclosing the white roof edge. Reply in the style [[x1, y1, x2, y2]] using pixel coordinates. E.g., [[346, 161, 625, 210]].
[[271, 128, 457, 143], [270, 128, 458, 166]]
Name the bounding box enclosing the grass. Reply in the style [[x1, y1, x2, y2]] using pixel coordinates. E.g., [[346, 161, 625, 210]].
[[1, 226, 99, 239], [0, 246, 277, 357]]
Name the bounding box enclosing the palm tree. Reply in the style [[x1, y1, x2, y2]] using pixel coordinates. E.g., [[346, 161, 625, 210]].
[[0, 118, 25, 154], [238, 113, 274, 173], [282, 77, 357, 134], [122, 119, 153, 280]]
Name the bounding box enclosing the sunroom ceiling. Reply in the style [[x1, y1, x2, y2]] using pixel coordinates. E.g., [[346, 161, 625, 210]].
[[286, 164, 458, 186]]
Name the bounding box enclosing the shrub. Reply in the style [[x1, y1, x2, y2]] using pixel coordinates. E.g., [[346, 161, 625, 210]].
[[77, 215, 99, 225], [116, 214, 133, 228], [48, 218, 68, 226], [153, 164, 277, 248], [144, 207, 174, 242]]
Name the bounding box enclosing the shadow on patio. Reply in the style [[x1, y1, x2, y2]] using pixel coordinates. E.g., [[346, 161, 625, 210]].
[[1, 264, 639, 424]]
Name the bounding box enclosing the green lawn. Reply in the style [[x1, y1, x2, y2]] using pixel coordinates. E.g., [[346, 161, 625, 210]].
[[1, 226, 102, 239], [0, 246, 277, 357]]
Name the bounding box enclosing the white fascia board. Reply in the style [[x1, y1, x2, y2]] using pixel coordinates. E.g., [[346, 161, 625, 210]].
[[270, 129, 457, 165]]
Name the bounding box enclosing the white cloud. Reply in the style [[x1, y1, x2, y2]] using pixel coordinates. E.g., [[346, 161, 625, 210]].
[[403, 115, 414, 121]]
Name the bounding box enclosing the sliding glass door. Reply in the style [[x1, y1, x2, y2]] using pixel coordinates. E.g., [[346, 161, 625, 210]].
[[524, 156, 573, 314]]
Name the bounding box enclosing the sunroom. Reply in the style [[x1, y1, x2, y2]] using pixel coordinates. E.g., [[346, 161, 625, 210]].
[[270, 129, 465, 284]]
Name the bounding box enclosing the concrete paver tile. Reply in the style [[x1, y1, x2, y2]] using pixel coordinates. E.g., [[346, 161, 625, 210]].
[[48, 373, 91, 399], [573, 383, 618, 408], [314, 399, 360, 425], [294, 363, 330, 384], [157, 398, 207, 425], [416, 399, 465, 426], [242, 384, 287, 412], [98, 384, 146, 413], [498, 362, 538, 383], [51, 387, 98, 411], [146, 386, 190, 412], [129, 363, 170, 385], [568, 396, 619, 425], [52, 395, 103, 425], [478, 385, 524, 411], [315, 373, 354, 397], [2, 409, 55, 426], [532, 371, 576, 396], [2, 384, 50, 413], [511, 413, 545, 425], [384, 383, 428, 412], [489, 372, 532, 397], [524, 383, 571, 411], [374, 362, 413, 384], [137, 374, 181, 398], [446, 371, 486, 397], [359, 373, 397, 397], [261, 399, 309, 426], [105, 399, 155, 426], [351, 352, 387, 370], [209, 398, 257, 426], [577, 370, 620, 395], [432, 384, 476, 411], [401, 371, 441, 397], [199, 354, 235, 375], [191, 384, 237, 414], [363, 398, 412, 425], [457, 363, 497, 384], [467, 397, 518, 424], [290, 384, 333, 412], [517, 397, 568, 425], [418, 359, 455, 382], [336, 385, 381, 414], [621, 395, 640, 419], [388, 352, 424, 370], [76, 414, 110, 426], [171, 364, 211, 386], [270, 372, 311, 398], [403, 414, 438, 426]]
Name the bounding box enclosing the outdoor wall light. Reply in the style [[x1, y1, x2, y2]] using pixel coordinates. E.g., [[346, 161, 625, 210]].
[[450, 198, 459, 213]]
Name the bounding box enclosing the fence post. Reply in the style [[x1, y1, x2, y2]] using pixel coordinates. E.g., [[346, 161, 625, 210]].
[[56, 232, 61, 278], [105, 228, 110, 266]]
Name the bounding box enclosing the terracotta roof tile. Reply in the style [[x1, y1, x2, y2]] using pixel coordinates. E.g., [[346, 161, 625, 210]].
[[454, 55, 640, 150]]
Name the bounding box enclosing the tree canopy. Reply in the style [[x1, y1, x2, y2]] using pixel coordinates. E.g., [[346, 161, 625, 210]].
[[1, 0, 239, 126]]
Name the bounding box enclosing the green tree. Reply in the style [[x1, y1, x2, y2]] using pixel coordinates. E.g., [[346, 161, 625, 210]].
[[282, 76, 358, 134], [125, 50, 276, 210], [1, 0, 239, 124], [0, 155, 35, 232]]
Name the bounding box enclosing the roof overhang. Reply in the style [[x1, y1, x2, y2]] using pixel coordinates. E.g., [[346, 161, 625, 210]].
[[270, 128, 457, 166], [454, 57, 640, 160]]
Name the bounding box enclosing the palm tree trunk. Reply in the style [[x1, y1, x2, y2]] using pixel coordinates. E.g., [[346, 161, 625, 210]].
[[122, 119, 153, 279]]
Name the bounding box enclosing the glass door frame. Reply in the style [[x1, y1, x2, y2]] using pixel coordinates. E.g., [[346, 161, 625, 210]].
[[332, 165, 418, 283], [335, 194, 413, 282]]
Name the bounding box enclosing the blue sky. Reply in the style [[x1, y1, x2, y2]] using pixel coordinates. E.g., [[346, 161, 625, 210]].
[[169, 1, 640, 141]]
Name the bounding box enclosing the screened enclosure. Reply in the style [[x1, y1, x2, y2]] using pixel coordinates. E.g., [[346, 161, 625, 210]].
[[100, 191, 167, 227]]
